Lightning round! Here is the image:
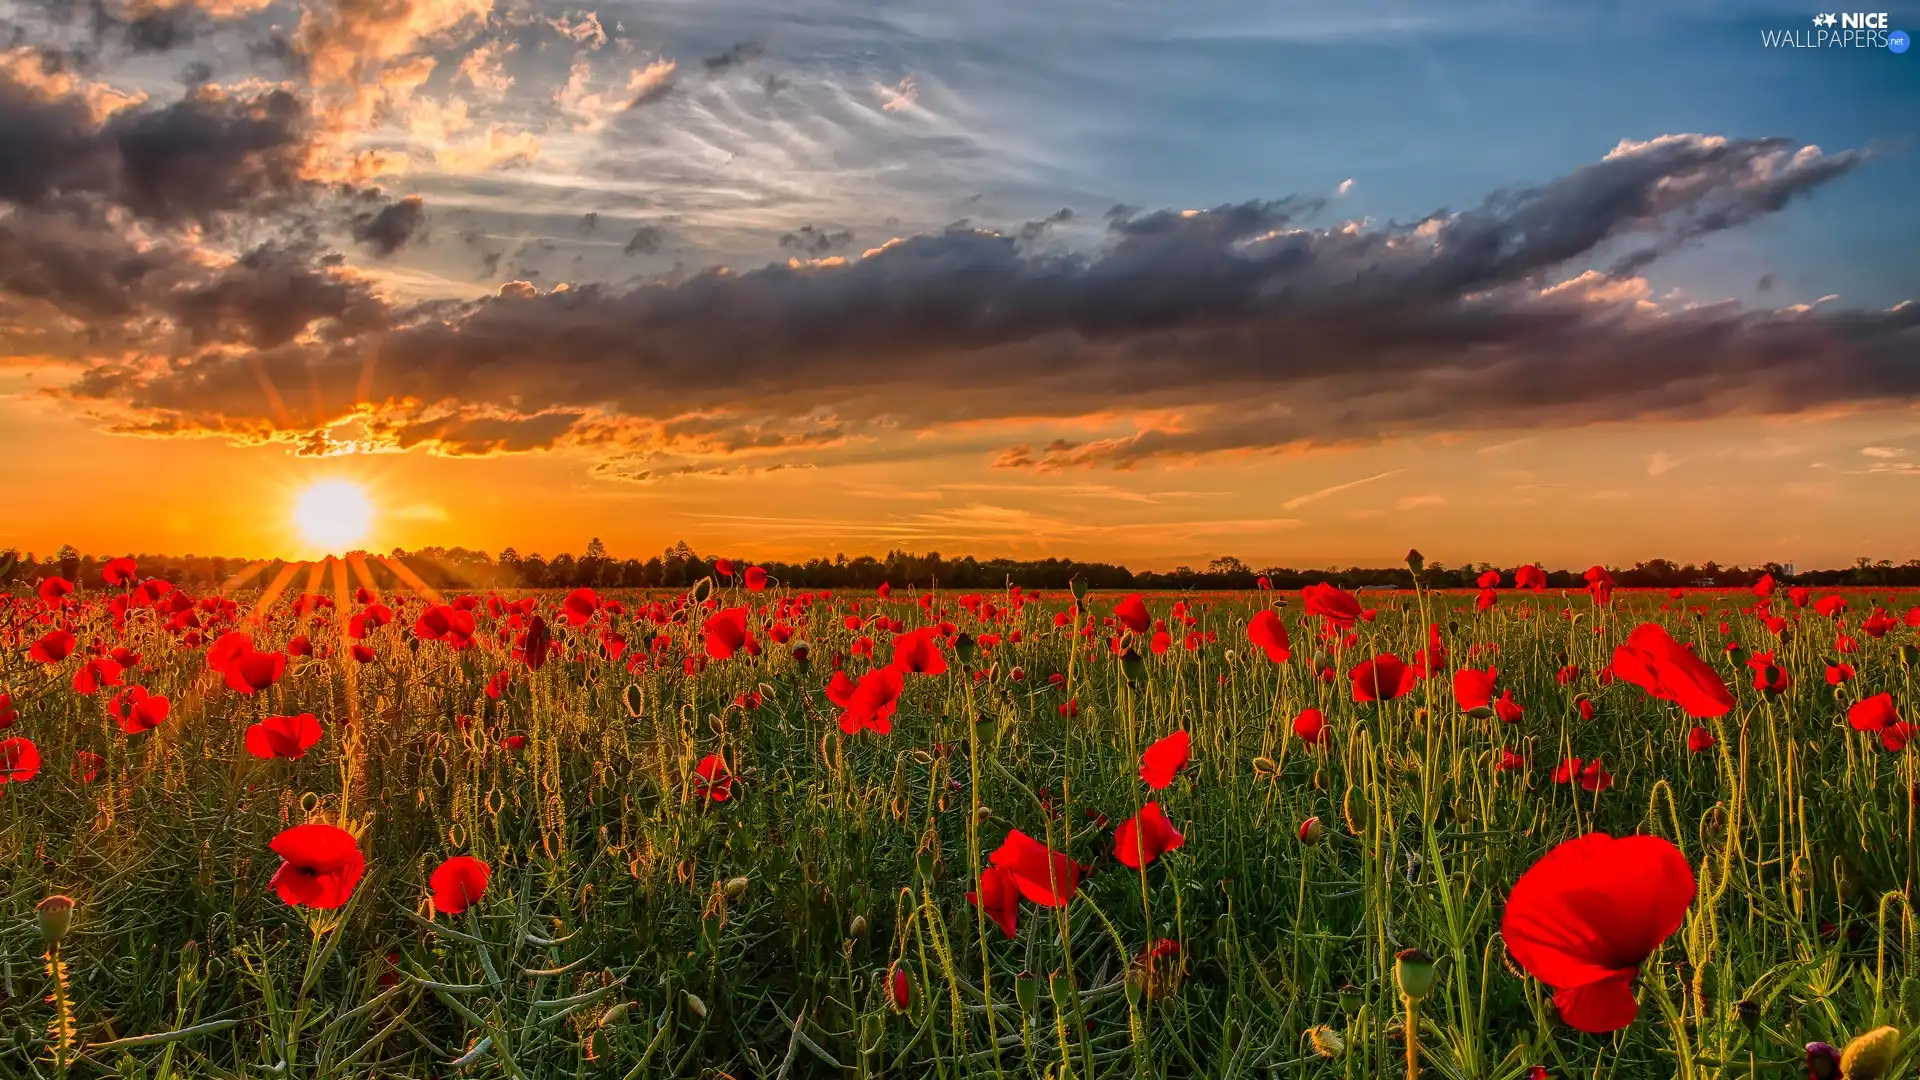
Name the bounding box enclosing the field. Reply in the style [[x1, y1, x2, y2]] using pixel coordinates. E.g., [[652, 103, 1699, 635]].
[[2, 566, 1918, 1080]]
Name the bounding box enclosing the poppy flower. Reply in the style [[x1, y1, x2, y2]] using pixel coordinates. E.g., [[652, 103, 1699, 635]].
[[1825, 663, 1855, 686], [1351, 654, 1418, 702], [744, 565, 769, 592], [37, 577, 74, 603], [516, 615, 553, 671], [1495, 748, 1526, 772], [1610, 624, 1733, 719], [1882, 724, 1915, 753], [1494, 690, 1525, 724], [1746, 652, 1789, 695], [693, 754, 734, 801], [72, 750, 104, 784], [1752, 573, 1775, 599], [415, 605, 477, 647], [429, 855, 491, 915], [1812, 595, 1846, 619], [246, 713, 323, 760], [1501, 833, 1694, 1033], [703, 607, 754, 659], [73, 657, 124, 695], [110, 686, 170, 734], [1849, 694, 1900, 734], [1114, 594, 1151, 634], [0, 693, 15, 730], [1140, 730, 1190, 789], [889, 628, 947, 675], [838, 666, 905, 735], [825, 669, 858, 708], [1115, 801, 1184, 869], [1453, 667, 1498, 710], [1302, 583, 1361, 627], [1686, 727, 1716, 754], [1477, 569, 1503, 589], [1245, 609, 1291, 663], [225, 650, 287, 695], [29, 629, 76, 664], [268, 824, 365, 910], [1516, 564, 1548, 590], [1293, 707, 1328, 745], [561, 588, 600, 626], [501, 735, 526, 752], [0, 737, 41, 783], [989, 830, 1082, 907], [101, 557, 138, 586], [967, 865, 1020, 938]]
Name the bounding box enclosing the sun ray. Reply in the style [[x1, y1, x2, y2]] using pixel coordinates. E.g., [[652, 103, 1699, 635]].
[[249, 560, 306, 625], [378, 553, 444, 604], [216, 560, 273, 595]]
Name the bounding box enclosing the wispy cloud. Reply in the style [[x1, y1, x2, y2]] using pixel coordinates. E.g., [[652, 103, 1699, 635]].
[[1282, 470, 1403, 511]]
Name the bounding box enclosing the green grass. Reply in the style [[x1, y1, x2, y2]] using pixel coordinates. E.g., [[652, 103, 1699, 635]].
[[1, 580, 1917, 1078]]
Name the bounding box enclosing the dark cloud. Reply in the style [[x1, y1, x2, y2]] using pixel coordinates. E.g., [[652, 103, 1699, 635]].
[[1019, 207, 1073, 241], [778, 224, 853, 255], [350, 194, 426, 256], [623, 224, 666, 256], [577, 211, 598, 235], [702, 41, 764, 72], [13, 132, 1917, 475]]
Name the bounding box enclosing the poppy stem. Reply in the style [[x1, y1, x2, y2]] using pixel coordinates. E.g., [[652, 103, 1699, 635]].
[[1401, 993, 1420, 1080]]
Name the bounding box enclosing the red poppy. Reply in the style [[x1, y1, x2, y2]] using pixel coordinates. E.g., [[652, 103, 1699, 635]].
[[1245, 609, 1291, 663], [73, 656, 124, 695], [1501, 833, 1694, 1033], [1812, 595, 1847, 619], [1114, 594, 1151, 634], [110, 686, 171, 734], [1140, 730, 1190, 789], [224, 650, 287, 695], [268, 824, 365, 910], [1495, 748, 1526, 772], [287, 634, 313, 658], [889, 628, 947, 675], [1293, 707, 1328, 745], [693, 754, 734, 801], [1115, 802, 1185, 869], [703, 607, 754, 659], [561, 587, 600, 626], [1493, 690, 1525, 724], [429, 855, 491, 915], [246, 713, 323, 760], [714, 558, 736, 579], [1686, 727, 1716, 754], [838, 666, 906, 735], [1453, 666, 1498, 710], [1302, 583, 1361, 626], [72, 750, 104, 783], [1515, 564, 1548, 590], [1825, 663, 1855, 686], [29, 629, 76, 664], [37, 577, 74, 603], [0, 737, 41, 783], [989, 830, 1081, 907], [415, 605, 477, 647], [1849, 694, 1900, 734], [0, 693, 15, 730], [744, 565, 769, 592], [1351, 654, 1418, 702], [1610, 624, 1733, 719], [516, 615, 553, 671], [1752, 573, 1775, 599], [967, 865, 1021, 938], [1882, 723, 1916, 753], [501, 735, 526, 752], [1746, 651, 1789, 695]]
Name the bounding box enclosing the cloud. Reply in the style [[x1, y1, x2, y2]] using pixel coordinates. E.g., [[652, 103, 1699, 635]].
[[1396, 494, 1444, 510], [1336, 178, 1354, 195], [1861, 446, 1907, 458], [702, 42, 764, 72], [351, 194, 426, 256], [1281, 470, 1403, 511], [778, 225, 855, 256], [1645, 451, 1678, 476], [875, 74, 917, 112], [8, 126, 1916, 478]]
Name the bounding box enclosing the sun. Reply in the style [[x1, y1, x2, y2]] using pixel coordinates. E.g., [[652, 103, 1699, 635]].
[[292, 480, 375, 553]]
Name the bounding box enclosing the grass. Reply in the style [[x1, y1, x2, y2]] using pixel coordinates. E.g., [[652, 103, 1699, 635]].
[[1, 576, 1917, 1078]]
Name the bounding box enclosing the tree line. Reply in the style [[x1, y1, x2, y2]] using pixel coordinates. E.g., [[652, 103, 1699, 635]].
[[4, 542, 1918, 595]]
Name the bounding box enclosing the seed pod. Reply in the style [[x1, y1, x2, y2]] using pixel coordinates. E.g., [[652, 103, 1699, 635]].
[[724, 876, 749, 900], [1395, 948, 1436, 1002], [1014, 971, 1039, 1013], [848, 915, 869, 939]]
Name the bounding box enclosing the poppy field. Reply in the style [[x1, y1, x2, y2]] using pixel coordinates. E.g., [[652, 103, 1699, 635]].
[[3, 559, 1920, 1080]]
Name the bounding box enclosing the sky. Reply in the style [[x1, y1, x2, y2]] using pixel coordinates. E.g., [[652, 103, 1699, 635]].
[[0, 0, 1916, 570]]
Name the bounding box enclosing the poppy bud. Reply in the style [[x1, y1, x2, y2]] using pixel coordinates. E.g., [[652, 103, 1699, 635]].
[[975, 805, 992, 823], [889, 964, 911, 1012], [1342, 786, 1368, 836], [1735, 998, 1760, 1030], [1009, 666, 1026, 682], [36, 895, 75, 946], [600, 1001, 633, 1028], [1119, 648, 1146, 684], [849, 915, 869, 938], [952, 632, 976, 665], [1807, 1042, 1842, 1079], [792, 641, 810, 666], [1069, 577, 1089, 602], [1251, 756, 1277, 778], [1014, 971, 1039, 1013], [1307, 1024, 1346, 1058], [1900, 644, 1918, 669], [683, 991, 708, 1018], [1394, 948, 1437, 1002], [1466, 705, 1493, 719], [1298, 817, 1326, 845], [724, 876, 749, 900], [620, 683, 644, 717], [1839, 1026, 1899, 1080], [1405, 549, 1424, 575]]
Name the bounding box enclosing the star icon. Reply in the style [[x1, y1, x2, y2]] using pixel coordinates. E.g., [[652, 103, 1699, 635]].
[[1820, 13, 1838, 26]]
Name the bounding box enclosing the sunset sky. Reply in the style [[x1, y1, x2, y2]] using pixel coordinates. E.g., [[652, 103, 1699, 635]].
[[1, 0, 1916, 570]]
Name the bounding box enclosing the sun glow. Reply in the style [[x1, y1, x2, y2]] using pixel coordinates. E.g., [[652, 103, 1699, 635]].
[[292, 480, 375, 553]]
